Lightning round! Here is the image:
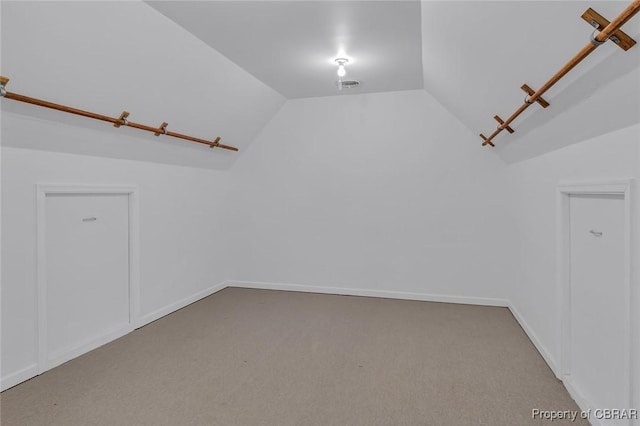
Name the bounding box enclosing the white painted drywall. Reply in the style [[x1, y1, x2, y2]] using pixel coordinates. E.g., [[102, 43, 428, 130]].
[[1, 115, 234, 388], [1, 0, 282, 386], [226, 89, 516, 300], [0, 88, 518, 389], [0, 1, 285, 169], [2, 0, 637, 408], [506, 123, 640, 414]]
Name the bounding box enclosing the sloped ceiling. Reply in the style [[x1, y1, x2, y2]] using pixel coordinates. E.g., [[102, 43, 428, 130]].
[[151, 0, 639, 162], [2, 1, 638, 165], [421, 1, 640, 162], [147, 0, 424, 98], [1, 1, 285, 169]]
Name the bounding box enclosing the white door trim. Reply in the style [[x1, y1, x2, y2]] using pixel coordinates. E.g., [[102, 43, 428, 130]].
[[556, 179, 633, 418], [36, 184, 140, 373]]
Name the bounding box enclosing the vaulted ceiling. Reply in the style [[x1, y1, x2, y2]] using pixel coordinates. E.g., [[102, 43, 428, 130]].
[[148, 1, 425, 98], [149, 0, 640, 162], [2, 1, 638, 166]]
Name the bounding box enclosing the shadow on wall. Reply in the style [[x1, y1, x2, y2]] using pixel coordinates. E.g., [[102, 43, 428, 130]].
[[496, 43, 640, 162]]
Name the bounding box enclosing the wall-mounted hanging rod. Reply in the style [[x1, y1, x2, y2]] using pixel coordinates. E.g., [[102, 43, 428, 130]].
[[0, 76, 238, 152], [480, 0, 639, 147]]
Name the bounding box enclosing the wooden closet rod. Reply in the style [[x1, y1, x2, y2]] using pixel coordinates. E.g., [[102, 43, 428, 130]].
[[480, 0, 640, 147], [0, 76, 238, 152]]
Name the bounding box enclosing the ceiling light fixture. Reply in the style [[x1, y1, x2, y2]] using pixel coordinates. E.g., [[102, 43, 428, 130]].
[[335, 58, 348, 77]]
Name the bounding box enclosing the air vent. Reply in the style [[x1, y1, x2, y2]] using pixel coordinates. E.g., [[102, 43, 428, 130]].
[[337, 80, 360, 89]]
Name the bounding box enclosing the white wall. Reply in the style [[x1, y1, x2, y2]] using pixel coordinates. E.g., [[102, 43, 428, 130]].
[[506, 123, 640, 413], [227, 89, 515, 301], [2, 0, 635, 407], [1, 0, 282, 388], [0, 88, 517, 389], [1, 116, 234, 389]]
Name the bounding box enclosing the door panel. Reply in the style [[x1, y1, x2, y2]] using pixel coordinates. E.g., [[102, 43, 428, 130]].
[[45, 193, 130, 362], [569, 194, 626, 414]]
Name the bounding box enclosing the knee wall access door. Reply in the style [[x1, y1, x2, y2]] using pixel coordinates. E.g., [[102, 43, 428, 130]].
[[38, 185, 138, 373], [558, 181, 632, 423], [569, 194, 626, 412]]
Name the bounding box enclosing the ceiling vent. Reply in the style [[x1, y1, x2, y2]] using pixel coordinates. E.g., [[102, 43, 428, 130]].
[[337, 80, 360, 90]]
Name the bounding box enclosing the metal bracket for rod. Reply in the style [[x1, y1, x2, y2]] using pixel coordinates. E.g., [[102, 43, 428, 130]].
[[0, 76, 9, 97], [154, 122, 168, 136], [479, 133, 495, 147], [582, 7, 637, 51], [590, 29, 607, 46], [114, 111, 129, 128], [521, 84, 550, 108], [494, 115, 514, 134]]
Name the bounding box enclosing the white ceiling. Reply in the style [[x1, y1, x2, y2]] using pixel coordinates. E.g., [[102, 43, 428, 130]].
[[421, 1, 640, 161], [4, 1, 637, 165], [149, 0, 639, 161], [147, 1, 424, 99]]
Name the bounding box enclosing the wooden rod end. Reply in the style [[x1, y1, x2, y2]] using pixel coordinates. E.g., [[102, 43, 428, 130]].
[[219, 144, 239, 152], [114, 111, 130, 128], [154, 122, 169, 136], [0, 76, 9, 86]]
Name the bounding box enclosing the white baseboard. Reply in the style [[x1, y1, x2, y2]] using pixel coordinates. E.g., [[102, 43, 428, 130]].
[[136, 281, 227, 328], [228, 282, 627, 425], [508, 301, 560, 378], [44, 323, 134, 373], [225, 280, 509, 307], [3, 280, 574, 409], [1, 363, 38, 392], [563, 377, 603, 426], [1, 282, 227, 391]]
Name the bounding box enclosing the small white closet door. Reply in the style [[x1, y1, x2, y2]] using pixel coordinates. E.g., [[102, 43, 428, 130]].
[[45, 193, 130, 367], [569, 193, 626, 416]]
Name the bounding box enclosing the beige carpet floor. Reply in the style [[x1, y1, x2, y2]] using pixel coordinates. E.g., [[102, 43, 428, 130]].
[[1, 287, 585, 425]]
